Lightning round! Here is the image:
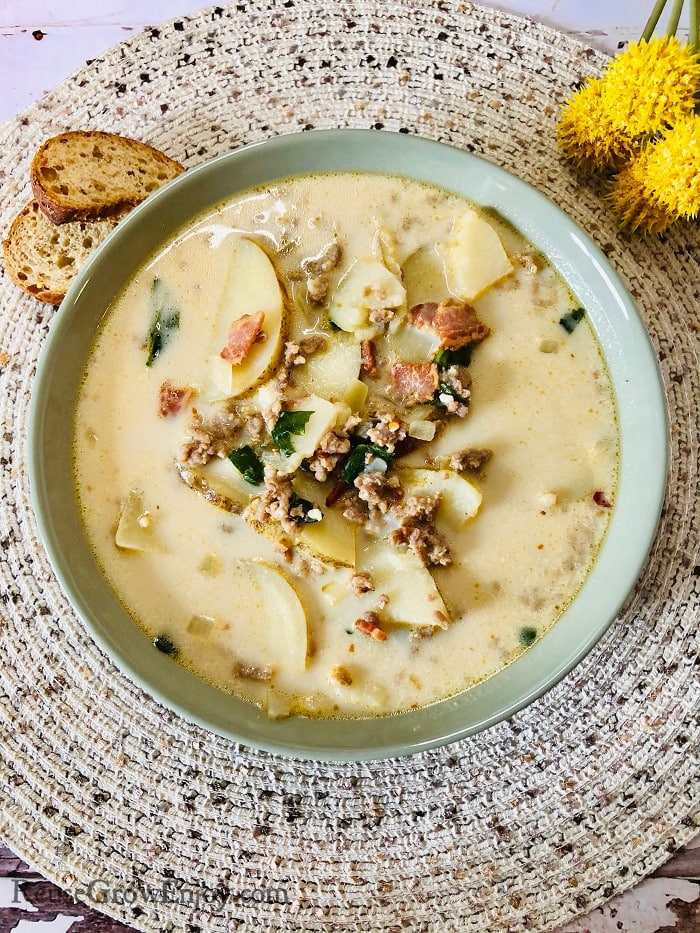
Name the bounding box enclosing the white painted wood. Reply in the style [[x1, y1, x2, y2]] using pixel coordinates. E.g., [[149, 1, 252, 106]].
[[0, 0, 691, 124]]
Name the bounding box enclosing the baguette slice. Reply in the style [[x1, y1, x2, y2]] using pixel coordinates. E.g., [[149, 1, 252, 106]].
[[2, 200, 121, 304], [30, 130, 184, 224]]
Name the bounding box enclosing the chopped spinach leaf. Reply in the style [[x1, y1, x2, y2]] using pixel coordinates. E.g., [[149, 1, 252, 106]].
[[153, 633, 178, 655], [146, 277, 181, 366], [559, 307, 585, 334], [341, 444, 394, 485], [431, 382, 470, 408], [433, 344, 473, 368], [519, 626, 538, 647], [289, 492, 321, 524], [272, 410, 313, 456], [228, 445, 264, 485]]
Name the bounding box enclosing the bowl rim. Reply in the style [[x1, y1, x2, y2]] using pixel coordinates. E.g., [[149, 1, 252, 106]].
[[28, 129, 669, 760]]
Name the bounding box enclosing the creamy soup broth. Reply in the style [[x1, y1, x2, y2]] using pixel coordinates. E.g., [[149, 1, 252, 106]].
[[74, 172, 618, 719]]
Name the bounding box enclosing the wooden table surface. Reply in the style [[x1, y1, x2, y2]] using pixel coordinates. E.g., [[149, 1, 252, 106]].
[[0, 2, 697, 930]]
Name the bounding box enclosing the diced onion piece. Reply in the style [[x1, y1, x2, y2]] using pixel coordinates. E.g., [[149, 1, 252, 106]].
[[198, 554, 222, 576], [321, 580, 349, 605], [115, 490, 157, 551], [265, 689, 292, 719], [364, 455, 388, 474], [408, 419, 436, 441], [187, 614, 216, 637]]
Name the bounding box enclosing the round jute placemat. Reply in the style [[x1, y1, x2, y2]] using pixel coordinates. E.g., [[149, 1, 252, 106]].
[[0, 2, 698, 931]]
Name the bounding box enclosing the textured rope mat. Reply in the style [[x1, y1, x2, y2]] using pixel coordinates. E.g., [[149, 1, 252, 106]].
[[0, 2, 698, 930]]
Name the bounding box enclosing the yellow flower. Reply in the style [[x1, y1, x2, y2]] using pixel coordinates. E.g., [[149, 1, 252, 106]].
[[558, 36, 700, 173], [609, 156, 677, 234], [610, 114, 700, 233], [557, 78, 637, 172], [605, 36, 700, 136]]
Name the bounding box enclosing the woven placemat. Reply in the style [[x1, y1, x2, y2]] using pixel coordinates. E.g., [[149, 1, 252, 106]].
[[0, 2, 698, 930]]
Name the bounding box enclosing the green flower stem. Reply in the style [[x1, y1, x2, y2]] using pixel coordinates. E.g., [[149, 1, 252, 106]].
[[642, 0, 672, 40], [666, 0, 686, 36], [690, 0, 699, 49]]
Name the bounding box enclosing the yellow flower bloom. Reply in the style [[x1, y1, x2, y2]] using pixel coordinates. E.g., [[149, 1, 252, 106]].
[[558, 36, 700, 173], [557, 78, 637, 172], [605, 36, 700, 136], [609, 156, 677, 234], [648, 113, 700, 218], [610, 114, 700, 233]]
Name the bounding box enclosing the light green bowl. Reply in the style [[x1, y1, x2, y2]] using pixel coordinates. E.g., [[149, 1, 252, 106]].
[[28, 130, 668, 761]]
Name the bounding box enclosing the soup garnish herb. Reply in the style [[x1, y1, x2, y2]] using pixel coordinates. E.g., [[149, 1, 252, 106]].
[[145, 277, 181, 366], [559, 307, 586, 334]]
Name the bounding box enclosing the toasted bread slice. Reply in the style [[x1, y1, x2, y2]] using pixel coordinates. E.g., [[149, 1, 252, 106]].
[[2, 200, 121, 304], [30, 130, 184, 224]]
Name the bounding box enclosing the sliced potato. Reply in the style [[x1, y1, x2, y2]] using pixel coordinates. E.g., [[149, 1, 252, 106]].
[[398, 467, 482, 529], [443, 209, 513, 300], [209, 238, 287, 398], [358, 539, 450, 627], [292, 473, 356, 567], [235, 561, 309, 671], [402, 243, 448, 307], [371, 224, 402, 277], [175, 459, 253, 513], [272, 395, 349, 474], [245, 490, 356, 570], [245, 505, 291, 549], [328, 259, 405, 332], [115, 490, 158, 550], [296, 337, 362, 401], [385, 319, 438, 363], [202, 456, 258, 499], [298, 506, 356, 568], [328, 674, 388, 710], [342, 378, 368, 412]]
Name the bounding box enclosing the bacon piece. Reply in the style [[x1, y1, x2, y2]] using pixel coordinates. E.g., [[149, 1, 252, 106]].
[[220, 310, 265, 364], [390, 360, 439, 405], [361, 338, 378, 377], [325, 479, 349, 507], [354, 613, 387, 643], [409, 302, 438, 329], [158, 381, 195, 418], [433, 299, 490, 349]]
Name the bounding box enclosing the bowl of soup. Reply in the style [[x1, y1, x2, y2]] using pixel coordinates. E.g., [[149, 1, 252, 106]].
[[28, 130, 668, 760]]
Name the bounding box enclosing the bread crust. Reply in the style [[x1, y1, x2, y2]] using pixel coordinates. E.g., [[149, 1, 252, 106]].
[[2, 200, 119, 304], [30, 130, 184, 224]]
